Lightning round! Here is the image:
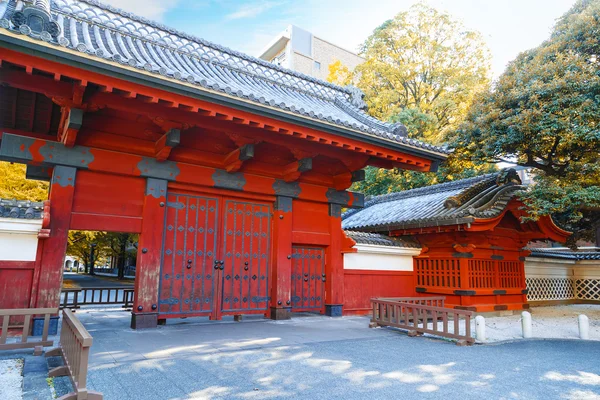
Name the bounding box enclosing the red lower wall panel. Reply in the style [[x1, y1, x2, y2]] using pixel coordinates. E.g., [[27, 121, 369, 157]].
[[343, 270, 416, 315], [0, 261, 35, 310]]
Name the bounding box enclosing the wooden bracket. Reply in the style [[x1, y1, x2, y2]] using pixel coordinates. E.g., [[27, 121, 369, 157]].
[[224, 144, 254, 172], [58, 108, 84, 148], [155, 128, 181, 161], [283, 158, 312, 182], [333, 172, 353, 190], [351, 170, 366, 183]]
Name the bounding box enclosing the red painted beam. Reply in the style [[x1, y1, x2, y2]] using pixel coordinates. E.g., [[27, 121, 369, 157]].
[[0, 133, 364, 208]]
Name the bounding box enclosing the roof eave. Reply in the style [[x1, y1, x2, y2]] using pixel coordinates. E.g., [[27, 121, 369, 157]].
[[0, 33, 448, 164], [345, 216, 475, 233]]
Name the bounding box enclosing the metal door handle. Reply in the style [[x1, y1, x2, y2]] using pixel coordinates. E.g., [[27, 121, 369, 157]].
[[187, 260, 192, 269]]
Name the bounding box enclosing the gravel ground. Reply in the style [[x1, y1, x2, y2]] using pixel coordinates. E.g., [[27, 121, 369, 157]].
[[0, 358, 24, 400], [482, 304, 600, 342]]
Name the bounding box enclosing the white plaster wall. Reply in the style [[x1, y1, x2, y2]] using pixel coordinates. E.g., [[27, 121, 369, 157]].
[[0, 219, 42, 261], [344, 244, 420, 271], [525, 257, 600, 279]]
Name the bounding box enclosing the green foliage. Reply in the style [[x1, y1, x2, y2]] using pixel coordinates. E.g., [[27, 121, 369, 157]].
[[355, 3, 491, 144], [0, 161, 48, 201], [452, 0, 600, 245], [353, 157, 496, 196]]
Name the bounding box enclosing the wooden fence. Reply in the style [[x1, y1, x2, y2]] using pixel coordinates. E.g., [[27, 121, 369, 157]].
[[0, 308, 56, 352], [59, 287, 134, 310], [371, 297, 474, 345], [46, 309, 103, 400]]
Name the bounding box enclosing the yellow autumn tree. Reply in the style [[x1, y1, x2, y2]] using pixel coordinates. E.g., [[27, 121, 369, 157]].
[[356, 3, 491, 144], [327, 60, 353, 86], [0, 161, 48, 201]]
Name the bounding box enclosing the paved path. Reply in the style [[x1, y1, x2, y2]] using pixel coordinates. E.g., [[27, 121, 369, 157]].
[[73, 309, 600, 400], [62, 272, 133, 289]]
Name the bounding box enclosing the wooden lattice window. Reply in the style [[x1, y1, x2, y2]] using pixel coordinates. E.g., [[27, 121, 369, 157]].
[[468, 260, 495, 289], [498, 261, 522, 288], [415, 258, 460, 289]]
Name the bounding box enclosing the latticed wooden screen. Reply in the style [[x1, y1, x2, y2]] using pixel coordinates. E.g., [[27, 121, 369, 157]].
[[468, 260, 495, 289], [525, 278, 575, 301], [498, 261, 522, 288], [415, 258, 460, 288], [575, 279, 600, 301]]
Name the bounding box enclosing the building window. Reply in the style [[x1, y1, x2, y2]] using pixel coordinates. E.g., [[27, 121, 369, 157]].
[[314, 61, 321, 72]]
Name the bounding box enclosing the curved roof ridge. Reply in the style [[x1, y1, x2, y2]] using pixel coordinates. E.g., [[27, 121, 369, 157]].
[[343, 172, 499, 220], [58, 0, 351, 96]]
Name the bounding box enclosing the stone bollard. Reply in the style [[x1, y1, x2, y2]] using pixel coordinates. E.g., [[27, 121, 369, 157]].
[[521, 311, 532, 338], [578, 315, 589, 340], [475, 315, 486, 342]]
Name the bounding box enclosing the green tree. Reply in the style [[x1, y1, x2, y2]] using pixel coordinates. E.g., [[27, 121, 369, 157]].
[[356, 3, 491, 144], [452, 0, 600, 245], [345, 3, 495, 195], [0, 161, 48, 201]]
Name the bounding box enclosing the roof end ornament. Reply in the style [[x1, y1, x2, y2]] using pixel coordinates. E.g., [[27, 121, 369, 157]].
[[9, 0, 60, 39], [345, 85, 367, 111]]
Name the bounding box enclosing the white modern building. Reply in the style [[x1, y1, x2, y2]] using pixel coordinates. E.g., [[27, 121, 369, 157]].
[[258, 25, 364, 81]]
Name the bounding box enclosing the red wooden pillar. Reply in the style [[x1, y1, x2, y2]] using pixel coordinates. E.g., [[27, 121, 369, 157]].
[[34, 166, 76, 309], [325, 204, 344, 316], [131, 178, 167, 329], [269, 196, 293, 320]]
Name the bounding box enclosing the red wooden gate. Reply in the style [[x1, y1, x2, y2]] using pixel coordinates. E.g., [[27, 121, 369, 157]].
[[158, 193, 271, 319], [291, 246, 325, 312]]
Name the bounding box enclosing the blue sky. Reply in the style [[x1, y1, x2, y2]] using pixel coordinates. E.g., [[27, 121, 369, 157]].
[[105, 0, 577, 78]]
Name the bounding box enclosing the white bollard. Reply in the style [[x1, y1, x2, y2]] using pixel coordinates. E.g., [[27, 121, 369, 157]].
[[475, 315, 486, 342], [578, 315, 590, 340], [521, 311, 532, 338]]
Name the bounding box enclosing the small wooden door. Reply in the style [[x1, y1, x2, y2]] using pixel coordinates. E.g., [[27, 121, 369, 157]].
[[158, 193, 271, 319], [291, 246, 325, 312]]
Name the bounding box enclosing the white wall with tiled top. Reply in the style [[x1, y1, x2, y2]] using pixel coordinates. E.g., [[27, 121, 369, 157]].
[[0, 218, 42, 261]]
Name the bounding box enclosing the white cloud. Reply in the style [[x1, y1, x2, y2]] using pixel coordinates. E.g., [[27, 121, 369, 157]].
[[99, 0, 180, 21], [225, 1, 282, 20]]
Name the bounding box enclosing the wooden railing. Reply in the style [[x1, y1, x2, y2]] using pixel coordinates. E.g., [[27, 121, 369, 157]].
[[46, 309, 103, 400], [377, 296, 446, 307], [60, 287, 134, 310], [0, 308, 56, 352], [370, 297, 474, 345]]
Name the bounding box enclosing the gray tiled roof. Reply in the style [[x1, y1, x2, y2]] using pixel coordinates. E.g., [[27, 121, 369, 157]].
[[0, 0, 449, 158], [527, 248, 600, 261], [344, 231, 420, 248], [0, 199, 44, 219], [342, 169, 523, 231]]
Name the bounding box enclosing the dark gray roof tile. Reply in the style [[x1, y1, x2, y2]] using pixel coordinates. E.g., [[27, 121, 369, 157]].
[[345, 231, 420, 248], [343, 169, 523, 231], [0, 199, 45, 220]]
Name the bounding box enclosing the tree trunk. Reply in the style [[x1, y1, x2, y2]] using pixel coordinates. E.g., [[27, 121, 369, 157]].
[[117, 234, 127, 280]]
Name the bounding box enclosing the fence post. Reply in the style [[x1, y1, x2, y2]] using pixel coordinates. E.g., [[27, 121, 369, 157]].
[[521, 311, 532, 338], [475, 315, 486, 342], [578, 315, 589, 340]]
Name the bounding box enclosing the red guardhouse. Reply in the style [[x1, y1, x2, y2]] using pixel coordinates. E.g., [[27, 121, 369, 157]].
[[343, 169, 570, 312], [0, 0, 448, 328]]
